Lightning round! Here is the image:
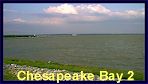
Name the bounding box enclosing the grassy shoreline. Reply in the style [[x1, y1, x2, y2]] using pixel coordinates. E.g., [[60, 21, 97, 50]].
[[3, 58, 144, 81]]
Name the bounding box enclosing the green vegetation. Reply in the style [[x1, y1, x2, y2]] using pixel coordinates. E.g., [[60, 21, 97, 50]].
[[4, 58, 144, 80], [4, 35, 36, 37], [3, 68, 18, 81]]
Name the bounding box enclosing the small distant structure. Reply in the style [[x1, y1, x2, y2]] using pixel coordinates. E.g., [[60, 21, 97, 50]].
[[72, 34, 77, 36], [29, 34, 36, 38]]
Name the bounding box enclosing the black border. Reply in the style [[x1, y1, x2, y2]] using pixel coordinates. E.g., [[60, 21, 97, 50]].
[[0, 0, 147, 84]]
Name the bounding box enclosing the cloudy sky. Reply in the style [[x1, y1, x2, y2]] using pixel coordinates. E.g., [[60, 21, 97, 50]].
[[4, 3, 145, 35]]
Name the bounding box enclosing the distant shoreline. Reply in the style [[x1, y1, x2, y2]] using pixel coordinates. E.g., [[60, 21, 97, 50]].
[[3, 34, 144, 38]]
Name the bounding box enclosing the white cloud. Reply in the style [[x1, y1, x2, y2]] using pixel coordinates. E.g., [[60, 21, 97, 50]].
[[42, 4, 145, 23], [76, 4, 111, 14], [109, 9, 144, 18], [42, 4, 112, 22], [43, 4, 144, 19], [5, 17, 65, 25], [67, 15, 107, 22], [5, 4, 144, 25], [13, 18, 26, 23], [43, 4, 111, 15], [125, 9, 144, 16], [27, 18, 65, 25], [43, 4, 78, 14]]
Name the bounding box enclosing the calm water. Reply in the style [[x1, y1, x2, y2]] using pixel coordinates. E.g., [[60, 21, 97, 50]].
[[4, 35, 144, 71]]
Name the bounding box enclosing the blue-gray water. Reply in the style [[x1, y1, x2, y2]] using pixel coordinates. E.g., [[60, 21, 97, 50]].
[[4, 35, 144, 71]]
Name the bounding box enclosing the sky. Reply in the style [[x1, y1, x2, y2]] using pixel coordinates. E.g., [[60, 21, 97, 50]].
[[3, 3, 145, 35]]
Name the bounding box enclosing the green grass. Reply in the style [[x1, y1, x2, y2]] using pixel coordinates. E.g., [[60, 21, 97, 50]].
[[4, 57, 144, 80], [3, 68, 18, 81]]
